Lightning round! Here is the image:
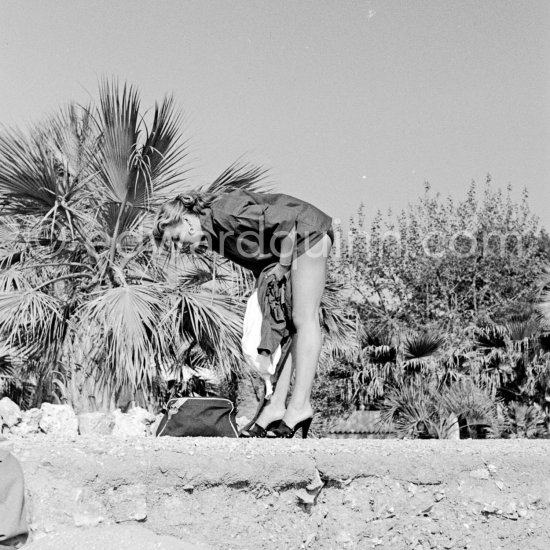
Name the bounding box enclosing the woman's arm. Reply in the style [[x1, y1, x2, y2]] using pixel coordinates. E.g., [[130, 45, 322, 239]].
[[278, 226, 297, 267], [266, 225, 296, 282]]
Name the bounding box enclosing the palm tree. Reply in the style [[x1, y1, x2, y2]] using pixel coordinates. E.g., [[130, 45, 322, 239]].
[[0, 79, 356, 413], [0, 80, 266, 410]]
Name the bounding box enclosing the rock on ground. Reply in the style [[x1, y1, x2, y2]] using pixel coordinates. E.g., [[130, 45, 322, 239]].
[[38, 404, 78, 437], [77, 412, 115, 436], [0, 397, 22, 429], [111, 407, 155, 438], [11, 409, 42, 436]]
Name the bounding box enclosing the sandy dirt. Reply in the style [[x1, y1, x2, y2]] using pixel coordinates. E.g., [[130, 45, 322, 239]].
[[5, 435, 550, 550]]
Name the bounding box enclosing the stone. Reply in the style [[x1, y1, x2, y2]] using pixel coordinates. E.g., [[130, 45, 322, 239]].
[[78, 412, 115, 435], [0, 396, 22, 428], [106, 483, 147, 522], [39, 403, 78, 436], [11, 408, 42, 435], [296, 488, 316, 505], [111, 407, 155, 438], [73, 487, 107, 527], [307, 470, 324, 491]]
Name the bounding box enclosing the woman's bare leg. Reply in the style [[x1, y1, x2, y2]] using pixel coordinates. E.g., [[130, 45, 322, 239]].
[[282, 235, 331, 428], [254, 354, 293, 427]]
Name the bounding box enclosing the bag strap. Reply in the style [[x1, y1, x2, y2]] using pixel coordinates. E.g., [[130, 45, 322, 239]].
[[238, 334, 293, 436]]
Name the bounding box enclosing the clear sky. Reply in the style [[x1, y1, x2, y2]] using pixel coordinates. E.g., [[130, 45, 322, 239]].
[[1, 1, 549, 229]]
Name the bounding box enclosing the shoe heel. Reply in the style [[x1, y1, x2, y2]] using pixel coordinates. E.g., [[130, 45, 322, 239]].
[[301, 417, 313, 439]]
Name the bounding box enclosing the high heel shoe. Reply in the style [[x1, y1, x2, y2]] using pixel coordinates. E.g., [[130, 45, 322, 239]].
[[270, 416, 313, 439], [240, 419, 283, 438]]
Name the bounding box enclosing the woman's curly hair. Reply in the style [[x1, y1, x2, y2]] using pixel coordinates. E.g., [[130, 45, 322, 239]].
[[152, 192, 215, 243]]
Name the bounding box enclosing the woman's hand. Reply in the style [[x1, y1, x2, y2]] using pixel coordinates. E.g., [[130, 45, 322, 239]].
[[266, 263, 291, 283], [267, 226, 295, 283]]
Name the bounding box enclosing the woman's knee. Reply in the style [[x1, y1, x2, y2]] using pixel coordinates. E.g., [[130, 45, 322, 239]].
[[292, 310, 321, 332]]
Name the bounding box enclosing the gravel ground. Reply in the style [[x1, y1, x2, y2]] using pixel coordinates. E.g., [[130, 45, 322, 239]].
[[4, 434, 550, 550]]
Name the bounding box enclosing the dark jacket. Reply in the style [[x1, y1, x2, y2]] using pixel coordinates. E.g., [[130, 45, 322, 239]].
[[256, 264, 293, 357], [199, 189, 333, 277]]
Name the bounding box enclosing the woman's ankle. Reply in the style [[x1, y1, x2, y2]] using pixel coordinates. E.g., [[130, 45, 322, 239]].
[[284, 402, 313, 423], [256, 402, 286, 426], [286, 400, 313, 415]]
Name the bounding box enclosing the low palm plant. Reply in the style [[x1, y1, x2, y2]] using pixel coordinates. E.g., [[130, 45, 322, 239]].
[[379, 376, 500, 439], [343, 329, 446, 409], [503, 401, 546, 438], [466, 311, 550, 406]]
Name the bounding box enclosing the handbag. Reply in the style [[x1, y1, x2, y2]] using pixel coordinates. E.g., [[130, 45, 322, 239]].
[[156, 397, 239, 438]]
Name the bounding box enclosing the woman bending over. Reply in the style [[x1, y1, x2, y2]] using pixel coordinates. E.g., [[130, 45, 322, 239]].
[[153, 188, 333, 438]]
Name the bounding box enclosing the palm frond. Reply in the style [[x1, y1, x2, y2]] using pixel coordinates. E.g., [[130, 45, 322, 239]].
[[505, 318, 540, 343], [0, 108, 99, 247], [0, 217, 27, 267], [0, 341, 34, 409], [439, 378, 498, 427], [93, 80, 193, 243], [379, 378, 435, 438], [39, 102, 99, 199], [75, 284, 166, 391], [537, 287, 550, 329], [97, 201, 146, 237], [167, 291, 245, 378], [94, 79, 142, 204], [0, 289, 62, 354], [402, 332, 445, 368], [361, 328, 397, 364], [0, 341, 23, 379], [475, 324, 507, 349], [135, 95, 193, 208], [0, 127, 64, 216], [176, 263, 216, 288], [362, 344, 397, 364], [205, 161, 270, 194], [320, 281, 358, 360], [0, 265, 32, 292], [504, 401, 546, 438]]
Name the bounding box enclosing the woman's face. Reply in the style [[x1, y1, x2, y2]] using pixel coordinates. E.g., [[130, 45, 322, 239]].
[[162, 218, 208, 253]]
